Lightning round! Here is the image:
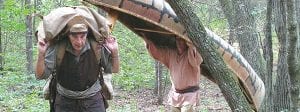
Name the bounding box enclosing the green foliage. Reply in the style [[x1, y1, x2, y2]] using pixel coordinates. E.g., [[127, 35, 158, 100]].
[[112, 22, 156, 90], [193, 1, 228, 36], [107, 100, 139, 112], [36, 0, 81, 16], [0, 35, 48, 111], [1, 3, 36, 111], [36, 0, 55, 15], [1, 0, 33, 74], [208, 19, 228, 34], [0, 0, 33, 31], [64, 0, 81, 6], [0, 68, 48, 112]]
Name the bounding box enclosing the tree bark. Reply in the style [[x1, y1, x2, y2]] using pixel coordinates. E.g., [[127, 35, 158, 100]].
[[34, 0, 42, 10], [287, 0, 300, 111], [25, 0, 33, 74], [231, 0, 266, 80], [167, 0, 253, 111], [218, 0, 236, 45], [297, 0, 300, 37], [261, 0, 274, 111], [154, 61, 163, 105], [273, 0, 292, 111], [219, 0, 267, 110], [296, 0, 300, 61], [32, 0, 40, 42], [0, 0, 3, 71]]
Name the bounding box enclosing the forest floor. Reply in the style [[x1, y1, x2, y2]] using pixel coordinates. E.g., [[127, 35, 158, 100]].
[[108, 76, 231, 112]]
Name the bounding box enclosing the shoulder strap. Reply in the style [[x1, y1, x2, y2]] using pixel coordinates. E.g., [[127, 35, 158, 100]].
[[89, 38, 101, 64], [56, 40, 67, 68], [55, 38, 101, 68], [89, 38, 113, 101], [49, 40, 66, 112]]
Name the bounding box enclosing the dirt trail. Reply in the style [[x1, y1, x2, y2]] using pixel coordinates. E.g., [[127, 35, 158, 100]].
[[109, 76, 230, 112]]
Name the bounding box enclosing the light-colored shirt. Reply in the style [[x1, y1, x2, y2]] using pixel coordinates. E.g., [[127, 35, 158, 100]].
[[146, 43, 202, 107]]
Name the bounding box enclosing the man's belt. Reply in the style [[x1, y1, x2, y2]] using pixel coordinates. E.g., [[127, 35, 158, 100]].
[[57, 79, 101, 99], [175, 86, 200, 93]]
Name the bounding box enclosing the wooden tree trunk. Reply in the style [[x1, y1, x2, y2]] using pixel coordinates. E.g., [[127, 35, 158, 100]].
[[0, 21, 2, 71], [287, 0, 300, 111], [261, 0, 274, 111], [154, 61, 163, 105], [273, 0, 292, 111], [0, 0, 3, 71], [32, 0, 41, 42], [297, 0, 300, 36], [167, 0, 253, 111], [296, 0, 300, 62], [218, 0, 236, 45], [296, 2, 300, 109], [231, 0, 266, 79], [25, 0, 33, 74], [34, 0, 42, 10], [220, 0, 268, 110]]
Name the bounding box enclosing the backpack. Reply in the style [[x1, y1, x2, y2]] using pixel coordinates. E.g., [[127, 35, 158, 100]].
[[42, 37, 112, 111], [36, 6, 112, 111], [46, 37, 112, 110], [56, 37, 112, 100]]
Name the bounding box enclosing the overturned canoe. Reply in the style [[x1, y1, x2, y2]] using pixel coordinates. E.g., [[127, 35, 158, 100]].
[[83, 0, 265, 110]]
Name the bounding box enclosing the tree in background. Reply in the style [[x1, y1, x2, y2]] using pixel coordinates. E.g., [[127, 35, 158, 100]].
[[231, 0, 266, 79], [0, 0, 3, 71], [168, 0, 253, 111], [287, 0, 300, 111], [154, 61, 163, 105], [25, 0, 33, 74], [217, 0, 300, 111], [218, 0, 269, 111], [262, 0, 273, 111], [218, 0, 236, 45], [273, 0, 292, 111]]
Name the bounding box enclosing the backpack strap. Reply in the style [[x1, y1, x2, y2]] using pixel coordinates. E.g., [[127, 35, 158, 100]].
[[89, 38, 113, 102], [56, 40, 67, 68], [89, 38, 101, 64], [49, 40, 66, 112], [55, 38, 100, 67]]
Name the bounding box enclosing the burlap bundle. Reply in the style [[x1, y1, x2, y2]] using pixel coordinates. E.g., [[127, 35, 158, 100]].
[[36, 6, 109, 43]]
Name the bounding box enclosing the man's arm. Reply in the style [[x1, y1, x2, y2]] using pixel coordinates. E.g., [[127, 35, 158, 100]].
[[35, 39, 48, 79], [187, 45, 203, 69], [111, 49, 119, 73], [104, 36, 119, 73]]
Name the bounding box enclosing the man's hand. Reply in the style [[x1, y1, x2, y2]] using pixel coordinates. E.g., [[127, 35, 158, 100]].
[[37, 38, 48, 56], [104, 35, 118, 57], [104, 35, 120, 73]]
